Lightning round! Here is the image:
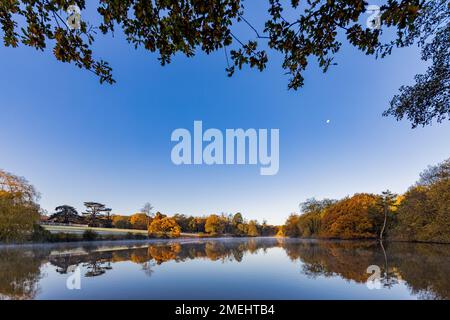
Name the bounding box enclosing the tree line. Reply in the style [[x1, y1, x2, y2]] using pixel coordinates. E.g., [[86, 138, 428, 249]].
[[48, 202, 279, 238], [0, 170, 278, 242], [46, 200, 279, 238], [1, 156, 448, 243], [282, 157, 450, 243]]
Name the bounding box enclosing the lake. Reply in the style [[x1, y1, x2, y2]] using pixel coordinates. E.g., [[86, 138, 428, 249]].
[[0, 238, 448, 300]]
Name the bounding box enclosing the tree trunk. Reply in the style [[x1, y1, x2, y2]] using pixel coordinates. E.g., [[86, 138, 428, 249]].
[[380, 206, 388, 240]]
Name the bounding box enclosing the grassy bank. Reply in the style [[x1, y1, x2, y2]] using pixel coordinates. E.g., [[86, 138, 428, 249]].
[[42, 224, 148, 236]]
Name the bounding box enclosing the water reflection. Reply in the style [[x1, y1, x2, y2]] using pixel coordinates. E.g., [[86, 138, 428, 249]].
[[0, 238, 448, 300]]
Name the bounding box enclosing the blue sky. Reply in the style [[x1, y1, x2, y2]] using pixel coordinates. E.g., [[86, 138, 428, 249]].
[[0, 3, 449, 224]]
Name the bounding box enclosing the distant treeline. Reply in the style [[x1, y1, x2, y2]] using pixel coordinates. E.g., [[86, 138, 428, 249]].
[[41, 202, 279, 239], [281, 158, 450, 243], [112, 212, 278, 238], [1, 157, 448, 243], [45, 206, 279, 238], [0, 167, 278, 242]]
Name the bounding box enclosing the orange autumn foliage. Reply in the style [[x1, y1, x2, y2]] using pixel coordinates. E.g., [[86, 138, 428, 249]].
[[148, 216, 181, 238], [320, 193, 382, 239]]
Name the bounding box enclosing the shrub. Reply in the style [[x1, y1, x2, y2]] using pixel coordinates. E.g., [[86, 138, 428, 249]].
[[83, 229, 98, 241], [29, 224, 52, 242]]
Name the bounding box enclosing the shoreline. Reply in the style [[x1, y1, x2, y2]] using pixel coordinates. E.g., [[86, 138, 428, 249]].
[[1, 235, 449, 248], [0, 236, 281, 248]]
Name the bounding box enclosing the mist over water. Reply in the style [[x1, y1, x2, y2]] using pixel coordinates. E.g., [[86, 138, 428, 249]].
[[0, 238, 448, 300]]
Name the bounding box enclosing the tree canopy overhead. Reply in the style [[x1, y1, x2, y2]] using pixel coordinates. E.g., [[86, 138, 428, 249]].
[[1, 1, 448, 127]]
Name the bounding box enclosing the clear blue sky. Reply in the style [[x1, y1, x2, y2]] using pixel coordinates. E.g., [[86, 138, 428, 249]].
[[1, 3, 449, 224]]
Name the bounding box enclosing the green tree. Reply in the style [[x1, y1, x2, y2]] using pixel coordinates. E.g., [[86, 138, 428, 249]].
[[232, 212, 243, 226], [231, 212, 245, 235], [188, 217, 206, 233], [173, 214, 191, 232], [82, 202, 110, 227], [49, 205, 79, 224]]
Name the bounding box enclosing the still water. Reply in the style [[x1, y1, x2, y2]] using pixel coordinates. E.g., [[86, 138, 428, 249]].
[[0, 238, 449, 300]]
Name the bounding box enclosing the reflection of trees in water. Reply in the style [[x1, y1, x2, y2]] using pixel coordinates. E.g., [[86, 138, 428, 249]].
[[50, 251, 114, 278], [0, 239, 448, 299], [0, 247, 50, 300], [386, 242, 450, 300], [283, 240, 386, 283], [282, 239, 449, 299], [84, 260, 112, 277]]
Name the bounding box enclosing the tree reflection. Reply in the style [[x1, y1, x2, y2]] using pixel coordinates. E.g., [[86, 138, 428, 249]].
[[0, 239, 448, 299], [0, 247, 50, 300]]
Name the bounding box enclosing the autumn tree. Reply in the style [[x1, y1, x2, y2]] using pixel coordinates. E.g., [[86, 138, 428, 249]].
[[0, 169, 40, 242], [173, 214, 191, 232], [148, 215, 181, 238], [231, 212, 245, 235], [298, 198, 336, 237], [205, 214, 225, 235], [260, 220, 277, 236], [282, 198, 336, 238], [1, 1, 446, 127], [49, 205, 79, 224], [247, 220, 260, 237], [390, 158, 450, 243], [130, 213, 150, 230], [232, 212, 243, 226], [112, 215, 131, 229], [188, 216, 206, 233], [283, 214, 301, 237], [321, 194, 383, 239], [0, 169, 39, 203]]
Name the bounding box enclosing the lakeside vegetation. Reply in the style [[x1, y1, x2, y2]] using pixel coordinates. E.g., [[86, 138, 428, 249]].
[[1, 157, 449, 244], [0, 169, 278, 242], [281, 157, 450, 243]]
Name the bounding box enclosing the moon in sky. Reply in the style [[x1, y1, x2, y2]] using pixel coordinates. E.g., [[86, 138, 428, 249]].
[[326, 120, 331, 124]]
